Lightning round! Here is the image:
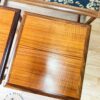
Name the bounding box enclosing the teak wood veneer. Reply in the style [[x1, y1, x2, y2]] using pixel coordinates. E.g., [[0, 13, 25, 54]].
[[6, 0, 100, 18], [0, 6, 20, 81], [7, 12, 91, 100]]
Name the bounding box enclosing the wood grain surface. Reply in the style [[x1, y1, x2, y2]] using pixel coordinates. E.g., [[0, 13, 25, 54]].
[[7, 0, 99, 18], [7, 12, 91, 100], [0, 8, 14, 64], [0, 7, 20, 80]]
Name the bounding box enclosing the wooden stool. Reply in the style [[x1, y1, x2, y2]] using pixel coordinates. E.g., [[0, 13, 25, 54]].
[[0, 6, 20, 81], [6, 12, 91, 100]]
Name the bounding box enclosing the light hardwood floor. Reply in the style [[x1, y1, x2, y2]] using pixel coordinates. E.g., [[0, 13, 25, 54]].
[[81, 19, 100, 100]]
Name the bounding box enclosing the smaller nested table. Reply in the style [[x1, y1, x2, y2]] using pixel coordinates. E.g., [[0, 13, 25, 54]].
[[7, 12, 91, 100]]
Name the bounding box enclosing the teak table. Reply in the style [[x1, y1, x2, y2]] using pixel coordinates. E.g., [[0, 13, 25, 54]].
[[0, 0, 99, 100], [6, 12, 91, 100]]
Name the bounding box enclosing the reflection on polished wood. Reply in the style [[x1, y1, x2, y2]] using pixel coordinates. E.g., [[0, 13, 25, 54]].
[[7, 12, 91, 100]]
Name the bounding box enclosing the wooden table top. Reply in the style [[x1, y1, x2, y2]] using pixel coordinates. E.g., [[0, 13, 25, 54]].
[[0, 7, 20, 80], [7, 12, 91, 100], [9, 0, 100, 18]]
